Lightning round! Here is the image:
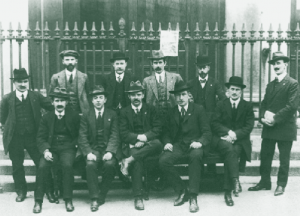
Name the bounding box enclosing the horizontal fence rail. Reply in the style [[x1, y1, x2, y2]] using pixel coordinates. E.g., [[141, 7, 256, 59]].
[[0, 18, 299, 115]]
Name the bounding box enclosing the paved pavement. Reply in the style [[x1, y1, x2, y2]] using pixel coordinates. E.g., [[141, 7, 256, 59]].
[[0, 176, 299, 216]]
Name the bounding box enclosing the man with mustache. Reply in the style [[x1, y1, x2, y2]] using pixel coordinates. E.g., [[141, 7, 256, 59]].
[[33, 88, 80, 213], [78, 85, 119, 212], [0, 68, 54, 203], [248, 52, 300, 196], [119, 81, 162, 210], [49, 50, 90, 114], [211, 76, 254, 206], [159, 81, 211, 213]]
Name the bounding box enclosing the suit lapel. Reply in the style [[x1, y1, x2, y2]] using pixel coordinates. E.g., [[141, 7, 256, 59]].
[[183, 102, 193, 123], [28, 91, 37, 120], [166, 71, 174, 100], [88, 109, 97, 140], [126, 106, 134, 129], [205, 77, 213, 99], [76, 70, 84, 97], [149, 75, 159, 100], [109, 73, 117, 94], [268, 76, 288, 101], [124, 72, 131, 91], [57, 70, 66, 88], [235, 99, 245, 121], [49, 111, 56, 137], [173, 106, 180, 126], [225, 99, 232, 119], [141, 103, 148, 127]]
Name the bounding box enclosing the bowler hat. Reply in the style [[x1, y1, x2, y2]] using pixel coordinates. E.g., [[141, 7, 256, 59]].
[[125, 81, 145, 93], [110, 52, 129, 63], [225, 76, 246, 89], [49, 87, 69, 99], [169, 81, 191, 94], [268, 51, 289, 65], [59, 50, 80, 59], [148, 50, 166, 60], [10, 68, 30, 80], [89, 85, 108, 96], [195, 55, 211, 67]]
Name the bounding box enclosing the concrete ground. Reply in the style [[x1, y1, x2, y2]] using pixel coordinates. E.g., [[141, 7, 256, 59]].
[[0, 176, 299, 216]]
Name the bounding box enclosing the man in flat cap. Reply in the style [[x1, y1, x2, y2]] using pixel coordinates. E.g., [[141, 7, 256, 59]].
[[78, 85, 119, 212], [49, 50, 90, 115], [33, 88, 80, 213], [119, 81, 163, 210], [0, 68, 54, 202], [211, 76, 254, 206], [159, 81, 211, 213], [248, 51, 300, 196]]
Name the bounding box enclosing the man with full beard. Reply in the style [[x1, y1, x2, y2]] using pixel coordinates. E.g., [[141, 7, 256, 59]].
[[49, 50, 90, 115]]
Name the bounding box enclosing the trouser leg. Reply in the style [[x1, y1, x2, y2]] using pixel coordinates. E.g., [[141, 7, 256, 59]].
[[188, 148, 203, 195], [86, 159, 100, 199], [100, 157, 117, 197], [277, 141, 293, 187], [260, 139, 276, 185]]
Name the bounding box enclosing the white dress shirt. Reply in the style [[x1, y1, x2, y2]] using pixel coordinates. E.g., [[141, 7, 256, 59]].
[[131, 103, 143, 113], [95, 107, 104, 118], [16, 89, 28, 101], [115, 72, 124, 82], [155, 71, 165, 83], [178, 103, 189, 115], [55, 110, 65, 119], [276, 72, 287, 82], [230, 97, 240, 108], [65, 68, 76, 82], [199, 75, 208, 88]]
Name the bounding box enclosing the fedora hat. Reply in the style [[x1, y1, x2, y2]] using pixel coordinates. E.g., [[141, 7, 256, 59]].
[[169, 81, 191, 94], [225, 76, 246, 89], [59, 50, 80, 59], [49, 87, 69, 99], [110, 52, 129, 63], [10, 68, 30, 80], [125, 81, 145, 93], [89, 85, 108, 96], [268, 51, 289, 65], [148, 50, 166, 60], [195, 55, 211, 67]]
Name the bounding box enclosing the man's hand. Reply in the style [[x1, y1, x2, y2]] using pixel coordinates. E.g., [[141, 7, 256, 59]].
[[221, 135, 234, 144], [262, 118, 275, 126], [164, 143, 173, 152], [44, 150, 53, 162], [87, 153, 97, 161], [135, 141, 145, 148], [190, 142, 202, 149], [137, 134, 147, 142], [228, 130, 237, 141], [103, 152, 113, 161]]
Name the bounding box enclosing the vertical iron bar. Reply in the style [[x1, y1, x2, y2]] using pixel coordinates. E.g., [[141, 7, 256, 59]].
[[232, 44, 235, 76], [250, 43, 254, 102], [0, 39, 3, 98], [241, 44, 245, 96], [10, 39, 13, 91], [101, 41, 104, 75], [44, 40, 50, 90], [268, 43, 272, 83], [92, 41, 96, 85], [259, 40, 262, 116], [296, 42, 299, 81], [110, 41, 114, 73], [141, 41, 145, 79], [185, 41, 189, 81], [18, 42, 22, 68], [149, 41, 153, 74]]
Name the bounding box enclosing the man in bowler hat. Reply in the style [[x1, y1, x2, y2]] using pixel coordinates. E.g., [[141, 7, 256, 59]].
[[49, 50, 90, 114], [33, 88, 80, 213], [119, 81, 163, 210], [159, 81, 211, 213], [78, 85, 119, 212], [211, 76, 254, 206], [248, 51, 299, 196], [0, 68, 54, 202]]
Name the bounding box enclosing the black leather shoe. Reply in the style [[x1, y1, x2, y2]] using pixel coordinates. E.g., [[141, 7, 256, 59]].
[[274, 186, 285, 196], [238, 182, 242, 193], [65, 200, 74, 212], [248, 183, 271, 191], [233, 178, 240, 197], [90, 199, 99, 212], [33, 201, 42, 214], [134, 198, 144, 210], [224, 192, 234, 206], [174, 189, 189, 206], [46, 192, 57, 203], [189, 197, 199, 213], [16, 192, 26, 202]]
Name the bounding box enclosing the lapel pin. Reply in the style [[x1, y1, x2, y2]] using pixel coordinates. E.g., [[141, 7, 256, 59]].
[[108, 119, 111, 121]]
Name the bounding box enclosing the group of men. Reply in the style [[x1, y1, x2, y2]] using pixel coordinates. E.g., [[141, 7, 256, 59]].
[[0, 49, 298, 213]]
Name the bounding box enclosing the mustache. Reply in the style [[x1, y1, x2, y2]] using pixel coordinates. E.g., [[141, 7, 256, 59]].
[[274, 68, 279, 71], [56, 105, 64, 109], [155, 67, 162, 71], [133, 99, 141, 102], [19, 86, 26, 89]]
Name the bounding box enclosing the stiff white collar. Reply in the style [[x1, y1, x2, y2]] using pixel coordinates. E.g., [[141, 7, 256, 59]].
[[94, 107, 104, 118], [131, 103, 143, 113], [115, 72, 124, 82], [16, 89, 28, 101], [230, 97, 240, 108], [178, 103, 189, 113], [155, 71, 165, 83], [276, 72, 287, 82]]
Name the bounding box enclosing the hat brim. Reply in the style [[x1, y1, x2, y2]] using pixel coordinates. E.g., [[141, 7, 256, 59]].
[[169, 86, 191, 94], [148, 57, 167, 60], [49, 94, 70, 99], [268, 56, 289, 64], [195, 62, 211, 67], [10, 75, 30, 80], [110, 57, 129, 63], [125, 89, 145, 93], [225, 82, 246, 89], [89, 92, 108, 97]]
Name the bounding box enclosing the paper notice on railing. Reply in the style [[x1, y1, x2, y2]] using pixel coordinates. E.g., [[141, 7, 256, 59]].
[[160, 30, 179, 56]]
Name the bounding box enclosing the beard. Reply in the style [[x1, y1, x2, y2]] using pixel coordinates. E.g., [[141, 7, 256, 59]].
[[199, 71, 208, 79], [66, 64, 75, 72]]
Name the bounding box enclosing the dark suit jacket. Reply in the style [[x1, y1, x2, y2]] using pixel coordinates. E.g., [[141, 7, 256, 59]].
[[119, 103, 162, 158], [0, 90, 53, 154], [78, 107, 120, 156], [188, 76, 226, 114], [100, 72, 136, 109], [211, 98, 255, 163], [162, 103, 212, 154], [36, 108, 80, 154], [260, 75, 299, 141]]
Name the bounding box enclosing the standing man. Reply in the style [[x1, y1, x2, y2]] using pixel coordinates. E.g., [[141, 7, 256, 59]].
[[119, 81, 163, 210], [78, 85, 119, 212], [248, 52, 299, 196], [159, 81, 211, 213], [33, 88, 80, 213], [0, 68, 54, 202], [211, 76, 254, 206], [188, 55, 226, 119], [49, 50, 90, 114]]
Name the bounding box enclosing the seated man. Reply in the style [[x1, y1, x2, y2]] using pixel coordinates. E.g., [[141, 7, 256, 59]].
[[78, 85, 119, 212], [159, 81, 211, 213], [211, 76, 254, 206], [120, 81, 163, 211], [33, 88, 80, 213]]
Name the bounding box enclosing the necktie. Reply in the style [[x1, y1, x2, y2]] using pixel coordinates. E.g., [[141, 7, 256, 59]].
[[135, 108, 140, 114], [98, 111, 102, 119], [181, 107, 185, 117], [159, 75, 163, 83], [69, 74, 73, 84], [58, 114, 62, 120], [232, 102, 237, 120], [21, 94, 24, 102], [118, 76, 121, 83]]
